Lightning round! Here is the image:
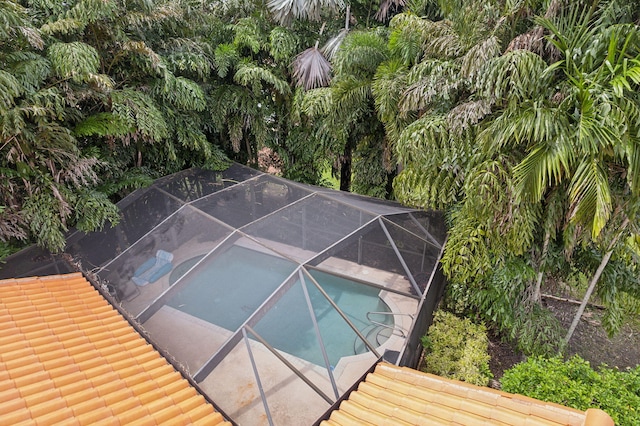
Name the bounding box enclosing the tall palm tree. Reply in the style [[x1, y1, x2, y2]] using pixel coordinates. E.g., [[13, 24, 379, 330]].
[[481, 1, 640, 343], [387, 0, 639, 353]]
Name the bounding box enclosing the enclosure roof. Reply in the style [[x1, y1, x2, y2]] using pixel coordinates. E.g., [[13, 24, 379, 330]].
[[0, 273, 230, 425], [320, 363, 614, 426], [0, 164, 449, 424]]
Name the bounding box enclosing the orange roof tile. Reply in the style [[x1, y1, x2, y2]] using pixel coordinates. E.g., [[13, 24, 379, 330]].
[[0, 273, 231, 426], [321, 363, 614, 426]]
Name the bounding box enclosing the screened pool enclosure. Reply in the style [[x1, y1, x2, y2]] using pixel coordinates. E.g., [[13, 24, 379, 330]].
[[3, 164, 447, 425]]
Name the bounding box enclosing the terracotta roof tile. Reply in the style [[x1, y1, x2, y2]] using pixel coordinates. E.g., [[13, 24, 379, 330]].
[[321, 363, 614, 426], [0, 273, 230, 425]]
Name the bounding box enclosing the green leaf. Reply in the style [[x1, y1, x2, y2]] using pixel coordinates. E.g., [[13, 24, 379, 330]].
[[568, 158, 612, 239], [48, 42, 99, 82], [74, 113, 135, 137]]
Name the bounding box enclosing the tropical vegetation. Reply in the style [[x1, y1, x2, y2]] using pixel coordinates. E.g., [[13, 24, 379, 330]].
[[502, 355, 640, 425], [421, 310, 493, 386], [1, 0, 639, 356]]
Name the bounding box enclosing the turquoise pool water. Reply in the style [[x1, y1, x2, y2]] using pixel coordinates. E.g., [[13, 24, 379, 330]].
[[167, 245, 392, 366]]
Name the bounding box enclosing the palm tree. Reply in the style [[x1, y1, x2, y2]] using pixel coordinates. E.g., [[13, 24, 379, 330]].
[[0, 0, 231, 252], [388, 0, 639, 353], [481, 1, 640, 344], [300, 29, 391, 194]]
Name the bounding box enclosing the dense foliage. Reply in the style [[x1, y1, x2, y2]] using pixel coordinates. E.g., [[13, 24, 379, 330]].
[[1, 0, 231, 252], [1, 0, 639, 353], [421, 310, 493, 386], [380, 0, 640, 351], [501, 356, 640, 425]]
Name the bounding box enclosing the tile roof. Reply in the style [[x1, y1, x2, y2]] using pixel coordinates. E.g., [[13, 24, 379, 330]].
[[321, 363, 614, 426], [0, 273, 231, 425]]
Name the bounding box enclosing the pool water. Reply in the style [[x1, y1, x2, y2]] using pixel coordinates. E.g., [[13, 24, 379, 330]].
[[167, 245, 393, 366]]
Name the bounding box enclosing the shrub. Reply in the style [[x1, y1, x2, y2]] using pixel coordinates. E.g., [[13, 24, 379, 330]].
[[421, 310, 493, 386], [501, 355, 640, 425]]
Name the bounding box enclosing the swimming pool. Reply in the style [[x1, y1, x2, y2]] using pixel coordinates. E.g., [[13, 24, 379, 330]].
[[167, 245, 393, 366]]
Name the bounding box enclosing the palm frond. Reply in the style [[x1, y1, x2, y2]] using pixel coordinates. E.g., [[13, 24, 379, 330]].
[[333, 31, 389, 78], [60, 157, 102, 188], [626, 133, 640, 197], [460, 36, 501, 79], [477, 49, 548, 104], [22, 87, 66, 121], [22, 191, 68, 252], [513, 141, 572, 202], [480, 102, 568, 151], [213, 44, 239, 78], [423, 20, 463, 59], [97, 167, 154, 197], [573, 90, 621, 155], [321, 28, 348, 60], [120, 41, 167, 76], [173, 114, 209, 154], [233, 18, 265, 54], [610, 65, 640, 98], [209, 85, 254, 126], [0, 0, 36, 44], [0, 202, 28, 242], [163, 39, 215, 80], [126, 1, 183, 29], [235, 62, 292, 96], [447, 99, 492, 135], [33, 124, 80, 165], [291, 47, 331, 90], [0, 71, 22, 114], [506, 31, 545, 56], [47, 42, 99, 82], [156, 74, 207, 111], [332, 75, 372, 115], [65, 0, 118, 23], [299, 87, 333, 117], [228, 115, 243, 152], [372, 59, 410, 142], [18, 25, 43, 49], [568, 158, 612, 239], [74, 113, 135, 138], [40, 18, 85, 36], [6, 52, 50, 93], [400, 59, 460, 114], [394, 161, 463, 209], [541, 187, 566, 243], [266, 0, 344, 25], [72, 189, 120, 233], [374, 0, 407, 22], [86, 73, 115, 91], [534, 2, 600, 67], [270, 27, 299, 62], [388, 17, 425, 65], [396, 113, 449, 165], [111, 89, 169, 141]]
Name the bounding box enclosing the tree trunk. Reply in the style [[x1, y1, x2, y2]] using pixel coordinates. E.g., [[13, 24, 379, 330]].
[[563, 217, 630, 345], [339, 144, 352, 192], [533, 229, 551, 304]]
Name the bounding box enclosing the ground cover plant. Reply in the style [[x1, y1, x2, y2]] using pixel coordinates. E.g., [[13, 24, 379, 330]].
[[501, 355, 640, 425], [421, 310, 493, 386]]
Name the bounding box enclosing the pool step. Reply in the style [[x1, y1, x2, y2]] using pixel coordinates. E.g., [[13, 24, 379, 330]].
[[353, 325, 393, 355]]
